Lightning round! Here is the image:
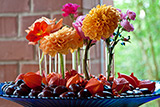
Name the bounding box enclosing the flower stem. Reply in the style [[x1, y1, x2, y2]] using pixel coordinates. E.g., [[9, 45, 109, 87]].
[[49, 55, 52, 74], [72, 51, 77, 70], [83, 40, 92, 80], [59, 53, 64, 79], [38, 41, 44, 76], [39, 52, 44, 76], [107, 49, 113, 80], [77, 48, 81, 73], [106, 26, 121, 80], [44, 55, 47, 75]]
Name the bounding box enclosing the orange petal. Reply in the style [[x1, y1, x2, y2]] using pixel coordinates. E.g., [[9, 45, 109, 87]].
[[26, 31, 40, 42], [15, 73, 25, 82], [47, 72, 59, 82], [139, 80, 156, 93], [66, 74, 80, 88], [50, 18, 63, 33], [112, 78, 130, 93], [85, 78, 104, 94], [23, 72, 42, 88], [48, 76, 59, 86], [42, 77, 48, 85], [65, 69, 78, 81], [36, 70, 46, 77], [40, 21, 48, 32]]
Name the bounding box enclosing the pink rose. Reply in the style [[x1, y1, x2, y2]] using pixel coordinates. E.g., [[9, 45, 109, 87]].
[[126, 10, 136, 20], [120, 20, 134, 32], [61, 3, 80, 17]]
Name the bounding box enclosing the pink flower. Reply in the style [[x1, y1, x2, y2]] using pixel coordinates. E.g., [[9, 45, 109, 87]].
[[61, 3, 80, 17], [120, 13, 127, 20], [117, 8, 121, 12], [72, 15, 88, 39], [126, 10, 136, 20], [120, 20, 134, 32], [73, 15, 96, 44]]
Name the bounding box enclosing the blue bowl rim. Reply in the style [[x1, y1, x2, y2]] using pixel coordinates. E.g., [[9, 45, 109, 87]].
[[0, 80, 160, 100]]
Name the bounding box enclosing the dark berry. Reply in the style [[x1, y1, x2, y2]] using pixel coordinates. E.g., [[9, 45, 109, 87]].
[[126, 90, 134, 95], [19, 83, 31, 91], [5, 85, 17, 95], [28, 91, 38, 97], [77, 89, 91, 98], [1, 84, 8, 92], [108, 81, 113, 87], [13, 88, 29, 96], [28, 86, 43, 97], [139, 88, 152, 94], [129, 84, 134, 90], [133, 90, 142, 95], [15, 79, 24, 86], [120, 93, 127, 96], [104, 85, 112, 92], [68, 84, 82, 93], [49, 84, 57, 90], [8, 81, 15, 85], [38, 90, 55, 97], [53, 86, 68, 96], [95, 91, 112, 97], [43, 86, 54, 91], [60, 91, 76, 97], [32, 86, 43, 92]]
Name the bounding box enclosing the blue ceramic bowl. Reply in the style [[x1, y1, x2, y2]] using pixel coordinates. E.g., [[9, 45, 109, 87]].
[[0, 81, 160, 107]]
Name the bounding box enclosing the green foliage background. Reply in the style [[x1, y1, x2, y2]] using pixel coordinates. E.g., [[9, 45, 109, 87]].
[[113, 0, 160, 106]]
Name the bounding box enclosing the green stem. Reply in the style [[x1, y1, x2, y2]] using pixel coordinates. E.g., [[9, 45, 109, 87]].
[[107, 50, 113, 80], [77, 48, 81, 73], [59, 53, 64, 79], [106, 26, 121, 80], [74, 51, 77, 70], [39, 52, 44, 76], [83, 40, 92, 80], [77, 48, 81, 65], [69, 14, 75, 22]]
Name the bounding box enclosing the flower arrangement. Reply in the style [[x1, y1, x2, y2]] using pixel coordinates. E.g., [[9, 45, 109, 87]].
[[1, 3, 156, 101]]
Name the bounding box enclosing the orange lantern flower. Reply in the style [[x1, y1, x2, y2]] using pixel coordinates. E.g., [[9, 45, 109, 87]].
[[47, 72, 66, 86], [23, 72, 42, 88], [66, 74, 80, 88], [85, 78, 104, 94], [65, 69, 78, 81], [36, 70, 47, 85], [112, 78, 131, 93]]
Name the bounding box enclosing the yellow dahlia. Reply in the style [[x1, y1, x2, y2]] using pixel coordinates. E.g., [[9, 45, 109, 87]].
[[82, 5, 120, 40], [40, 26, 83, 57]]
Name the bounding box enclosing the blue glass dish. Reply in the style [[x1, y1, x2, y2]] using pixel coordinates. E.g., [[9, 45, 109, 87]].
[[0, 81, 160, 107]]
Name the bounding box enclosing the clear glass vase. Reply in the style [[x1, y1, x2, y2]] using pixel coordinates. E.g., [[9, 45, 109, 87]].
[[105, 47, 115, 79]]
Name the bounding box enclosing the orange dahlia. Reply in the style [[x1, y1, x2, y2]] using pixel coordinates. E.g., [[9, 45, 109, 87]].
[[40, 26, 83, 57], [82, 5, 120, 40]]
